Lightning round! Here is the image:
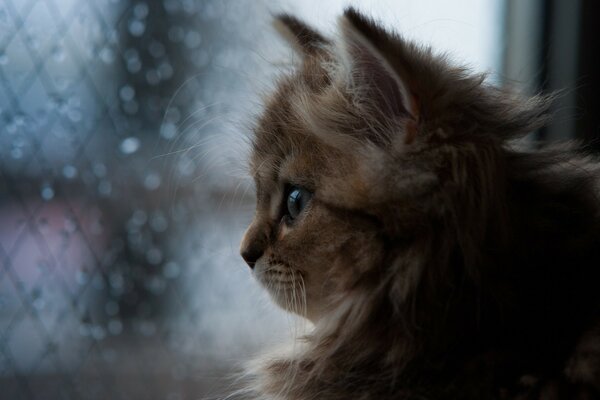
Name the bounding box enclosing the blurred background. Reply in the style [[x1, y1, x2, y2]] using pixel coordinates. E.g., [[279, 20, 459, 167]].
[[0, 0, 598, 399]]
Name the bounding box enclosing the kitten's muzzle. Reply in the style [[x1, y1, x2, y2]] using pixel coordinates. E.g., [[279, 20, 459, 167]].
[[240, 219, 269, 269]]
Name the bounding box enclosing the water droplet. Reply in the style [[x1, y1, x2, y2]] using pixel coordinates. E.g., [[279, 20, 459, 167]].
[[109, 273, 124, 291], [127, 58, 141, 73], [99, 47, 115, 64], [128, 19, 146, 37], [184, 31, 201, 49], [148, 41, 165, 58], [98, 180, 112, 196], [160, 122, 177, 140], [146, 276, 166, 294], [131, 209, 147, 226], [93, 162, 107, 177], [158, 61, 173, 80], [145, 69, 160, 85], [177, 155, 195, 176], [119, 85, 135, 102], [119, 137, 140, 154], [133, 2, 149, 19], [41, 184, 55, 201], [150, 211, 168, 232], [91, 325, 106, 341], [143, 172, 161, 190], [62, 164, 78, 179], [64, 216, 77, 233], [146, 247, 163, 265]]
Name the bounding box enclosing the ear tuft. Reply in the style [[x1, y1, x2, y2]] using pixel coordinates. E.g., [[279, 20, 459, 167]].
[[337, 9, 418, 131], [274, 14, 329, 56]]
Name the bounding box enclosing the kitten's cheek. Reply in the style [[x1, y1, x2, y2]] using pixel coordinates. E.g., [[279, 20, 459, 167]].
[[278, 222, 291, 241]]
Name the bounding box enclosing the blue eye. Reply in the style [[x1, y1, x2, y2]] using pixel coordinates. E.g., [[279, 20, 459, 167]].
[[286, 186, 312, 219]]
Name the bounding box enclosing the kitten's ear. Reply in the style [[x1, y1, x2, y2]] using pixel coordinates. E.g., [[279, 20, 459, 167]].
[[338, 8, 419, 143], [274, 14, 329, 56]]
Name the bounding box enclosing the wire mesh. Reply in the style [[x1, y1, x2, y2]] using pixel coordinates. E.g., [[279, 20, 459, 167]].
[[0, 0, 291, 399]]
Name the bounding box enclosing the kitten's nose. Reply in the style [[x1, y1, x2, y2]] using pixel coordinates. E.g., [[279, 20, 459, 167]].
[[240, 245, 263, 269]]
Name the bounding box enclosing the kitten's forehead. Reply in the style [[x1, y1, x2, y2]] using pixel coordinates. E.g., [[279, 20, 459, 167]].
[[251, 65, 327, 176]]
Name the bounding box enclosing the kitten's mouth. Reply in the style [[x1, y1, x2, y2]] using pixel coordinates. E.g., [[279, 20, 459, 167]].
[[254, 262, 304, 292], [254, 262, 307, 315]]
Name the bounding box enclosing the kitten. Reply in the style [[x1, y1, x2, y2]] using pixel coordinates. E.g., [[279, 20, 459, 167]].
[[238, 8, 600, 399]]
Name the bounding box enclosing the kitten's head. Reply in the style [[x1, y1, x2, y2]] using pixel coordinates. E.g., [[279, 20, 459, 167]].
[[240, 8, 551, 323]]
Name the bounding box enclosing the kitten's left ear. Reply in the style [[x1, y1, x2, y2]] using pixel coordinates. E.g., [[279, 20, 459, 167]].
[[274, 14, 329, 56], [338, 8, 419, 143]]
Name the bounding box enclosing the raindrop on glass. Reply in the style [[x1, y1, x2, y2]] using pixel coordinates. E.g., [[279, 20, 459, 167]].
[[147, 276, 166, 294], [119, 85, 135, 102], [93, 163, 107, 178], [98, 180, 112, 196], [41, 183, 55, 201], [158, 62, 173, 80], [160, 122, 177, 140], [133, 2, 149, 19], [128, 19, 145, 37], [109, 273, 124, 291], [62, 164, 78, 179], [143, 172, 161, 190], [91, 325, 106, 341], [148, 41, 165, 58], [64, 216, 77, 233], [150, 211, 168, 232], [131, 209, 147, 226], [99, 47, 115, 64], [119, 137, 140, 154], [127, 58, 142, 73], [145, 69, 160, 85], [146, 247, 163, 265], [184, 31, 201, 49]]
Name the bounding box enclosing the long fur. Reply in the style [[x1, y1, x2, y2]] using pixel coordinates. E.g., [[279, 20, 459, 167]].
[[237, 8, 600, 400]]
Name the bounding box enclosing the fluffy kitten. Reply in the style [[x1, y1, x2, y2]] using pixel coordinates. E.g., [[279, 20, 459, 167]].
[[238, 8, 600, 399]]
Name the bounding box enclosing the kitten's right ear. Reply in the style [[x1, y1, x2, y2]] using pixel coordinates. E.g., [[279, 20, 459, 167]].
[[274, 14, 329, 56]]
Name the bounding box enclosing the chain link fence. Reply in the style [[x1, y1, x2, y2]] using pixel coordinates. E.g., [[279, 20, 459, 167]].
[[0, 0, 294, 398]]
